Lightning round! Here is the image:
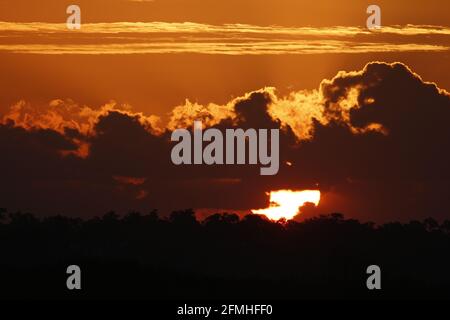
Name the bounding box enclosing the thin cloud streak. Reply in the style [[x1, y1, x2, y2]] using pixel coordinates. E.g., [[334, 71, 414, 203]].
[[1, 22, 449, 36], [0, 42, 445, 55], [0, 22, 448, 55]]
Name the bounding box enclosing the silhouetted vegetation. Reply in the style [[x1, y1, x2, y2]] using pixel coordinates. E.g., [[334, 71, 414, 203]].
[[0, 209, 449, 300]]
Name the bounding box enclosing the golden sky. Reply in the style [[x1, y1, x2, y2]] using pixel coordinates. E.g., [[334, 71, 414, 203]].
[[0, 0, 449, 26], [0, 0, 448, 117]]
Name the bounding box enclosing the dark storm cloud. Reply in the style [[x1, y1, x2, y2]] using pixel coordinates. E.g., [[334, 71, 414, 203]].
[[294, 62, 450, 221], [0, 62, 449, 222]]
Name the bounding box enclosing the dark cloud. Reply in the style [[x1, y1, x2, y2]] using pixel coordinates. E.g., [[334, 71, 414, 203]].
[[298, 62, 450, 221], [0, 62, 449, 222]]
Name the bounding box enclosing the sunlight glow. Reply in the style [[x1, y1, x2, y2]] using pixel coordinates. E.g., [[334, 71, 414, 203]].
[[252, 190, 321, 221]]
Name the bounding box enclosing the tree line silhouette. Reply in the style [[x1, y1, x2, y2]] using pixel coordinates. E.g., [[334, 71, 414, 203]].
[[0, 208, 449, 299]]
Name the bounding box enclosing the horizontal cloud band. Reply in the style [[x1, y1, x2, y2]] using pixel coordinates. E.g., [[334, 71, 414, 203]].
[[0, 22, 448, 54]]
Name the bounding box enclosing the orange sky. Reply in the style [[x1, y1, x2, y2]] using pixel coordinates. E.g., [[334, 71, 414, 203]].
[[0, 0, 449, 25], [0, 0, 448, 119], [0, 0, 449, 221]]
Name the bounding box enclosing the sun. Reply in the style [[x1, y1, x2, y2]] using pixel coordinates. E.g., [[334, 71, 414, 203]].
[[251, 190, 321, 221]]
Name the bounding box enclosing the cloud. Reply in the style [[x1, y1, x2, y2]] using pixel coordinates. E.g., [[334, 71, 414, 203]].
[[2, 99, 161, 136], [167, 98, 236, 130], [1, 99, 162, 158], [0, 22, 448, 55], [0, 62, 449, 222], [1, 22, 449, 36]]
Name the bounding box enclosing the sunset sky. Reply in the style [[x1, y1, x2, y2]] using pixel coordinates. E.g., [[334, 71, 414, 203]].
[[0, 0, 449, 222]]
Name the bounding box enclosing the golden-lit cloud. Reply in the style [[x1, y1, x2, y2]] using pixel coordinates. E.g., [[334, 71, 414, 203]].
[[0, 42, 445, 55], [1, 22, 449, 36], [0, 22, 448, 55], [1, 99, 162, 136], [267, 88, 325, 140], [2, 62, 447, 162], [167, 98, 236, 130], [2, 61, 416, 154], [1, 99, 162, 158]]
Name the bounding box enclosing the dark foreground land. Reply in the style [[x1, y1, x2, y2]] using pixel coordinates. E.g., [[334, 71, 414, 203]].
[[0, 209, 449, 300]]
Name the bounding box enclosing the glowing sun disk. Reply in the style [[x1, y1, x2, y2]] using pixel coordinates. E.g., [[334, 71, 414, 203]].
[[252, 190, 321, 221]]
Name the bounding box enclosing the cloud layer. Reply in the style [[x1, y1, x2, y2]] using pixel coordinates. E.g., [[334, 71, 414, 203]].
[[1, 62, 449, 222], [0, 22, 448, 54]]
